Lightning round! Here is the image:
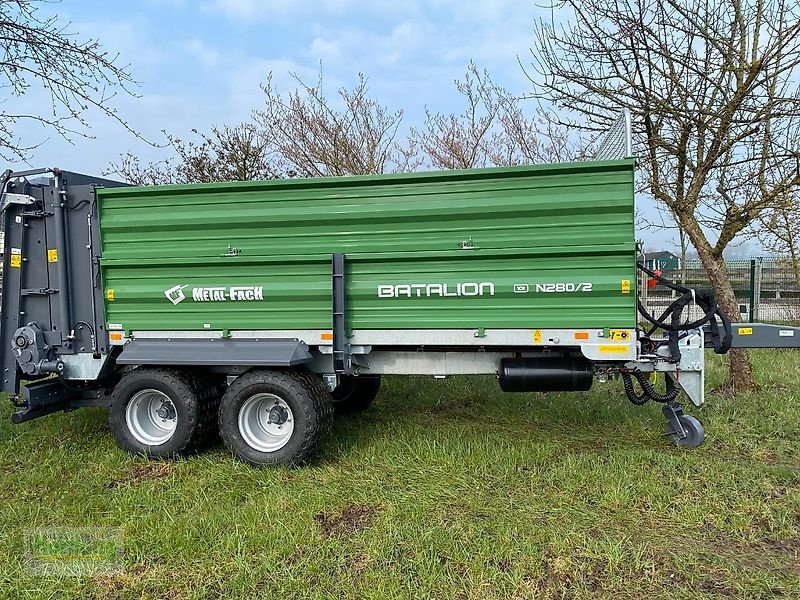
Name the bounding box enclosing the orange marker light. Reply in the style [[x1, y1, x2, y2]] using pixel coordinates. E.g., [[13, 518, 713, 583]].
[[320, 332, 333, 341], [109, 332, 124, 342], [574, 332, 589, 340]]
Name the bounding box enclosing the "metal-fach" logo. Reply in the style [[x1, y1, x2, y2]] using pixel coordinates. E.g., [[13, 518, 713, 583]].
[[164, 285, 264, 304]]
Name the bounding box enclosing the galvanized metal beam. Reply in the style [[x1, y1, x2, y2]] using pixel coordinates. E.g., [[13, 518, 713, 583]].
[[706, 323, 800, 349], [116, 338, 313, 367]]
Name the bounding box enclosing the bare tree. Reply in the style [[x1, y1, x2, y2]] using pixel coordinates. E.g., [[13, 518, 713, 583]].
[[411, 63, 578, 170], [531, 0, 800, 391], [110, 64, 582, 186], [759, 193, 800, 285], [0, 0, 139, 161], [110, 71, 410, 185], [255, 71, 412, 177], [168, 124, 277, 183], [107, 123, 277, 185], [106, 154, 177, 186], [411, 63, 501, 170]]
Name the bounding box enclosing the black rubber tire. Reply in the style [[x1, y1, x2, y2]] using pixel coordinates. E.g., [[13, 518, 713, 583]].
[[186, 369, 225, 449], [109, 367, 218, 459], [218, 369, 333, 467], [331, 375, 381, 414]]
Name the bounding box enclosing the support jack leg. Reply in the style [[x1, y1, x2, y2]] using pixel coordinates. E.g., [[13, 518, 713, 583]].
[[662, 402, 705, 448]]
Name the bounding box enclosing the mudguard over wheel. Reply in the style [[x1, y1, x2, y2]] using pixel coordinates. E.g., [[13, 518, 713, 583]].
[[109, 367, 219, 459], [218, 369, 333, 467], [332, 375, 381, 414]]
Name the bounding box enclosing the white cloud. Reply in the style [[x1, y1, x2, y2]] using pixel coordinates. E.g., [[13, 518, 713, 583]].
[[309, 37, 341, 61], [227, 57, 317, 117], [144, 0, 189, 7], [202, 0, 262, 20], [181, 39, 223, 68], [294, 2, 540, 117], [202, 0, 357, 20], [74, 19, 170, 69], [202, 0, 420, 22]]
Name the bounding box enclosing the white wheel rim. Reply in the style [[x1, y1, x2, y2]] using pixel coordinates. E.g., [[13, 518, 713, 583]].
[[238, 393, 294, 453], [126, 389, 178, 446]]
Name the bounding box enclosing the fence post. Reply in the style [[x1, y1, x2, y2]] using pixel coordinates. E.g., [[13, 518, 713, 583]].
[[754, 259, 763, 322], [640, 261, 648, 309], [748, 259, 756, 322]]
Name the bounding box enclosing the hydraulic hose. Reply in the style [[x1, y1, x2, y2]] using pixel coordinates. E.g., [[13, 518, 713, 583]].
[[637, 262, 732, 355], [621, 368, 680, 405]]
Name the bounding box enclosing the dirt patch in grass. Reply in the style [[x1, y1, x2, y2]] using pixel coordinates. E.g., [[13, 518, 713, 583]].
[[86, 564, 152, 599], [760, 537, 800, 555], [109, 463, 174, 488], [429, 397, 479, 414], [666, 532, 800, 575], [0, 460, 24, 475], [494, 557, 514, 573], [696, 579, 740, 597], [314, 503, 380, 537], [720, 534, 800, 570], [531, 554, 573, 595], [344, 551, 370, 575]]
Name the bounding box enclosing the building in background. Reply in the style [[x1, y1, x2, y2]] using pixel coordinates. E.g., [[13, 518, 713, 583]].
[[644, 250, 680, 272]]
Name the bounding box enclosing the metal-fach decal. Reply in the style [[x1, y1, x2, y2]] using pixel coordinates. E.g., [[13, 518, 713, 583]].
[[164, 285, 264, 305]]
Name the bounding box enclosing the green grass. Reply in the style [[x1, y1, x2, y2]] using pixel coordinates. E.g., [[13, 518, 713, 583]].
[[1, 350, 799, 599]]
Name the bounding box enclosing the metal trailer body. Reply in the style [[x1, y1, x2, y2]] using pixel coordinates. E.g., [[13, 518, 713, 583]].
[[1, 161, 641, 388], [1, 127, 797, 465], [98, 159, 637, 333], [97, 158, 639, 373], [0, 169, 126, 419]]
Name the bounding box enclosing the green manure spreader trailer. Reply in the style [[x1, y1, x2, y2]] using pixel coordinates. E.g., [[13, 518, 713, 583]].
[[2, 116, 796, 467]]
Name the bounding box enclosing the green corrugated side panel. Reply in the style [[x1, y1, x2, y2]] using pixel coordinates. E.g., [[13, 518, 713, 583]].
[[98, 159, 637, 332]]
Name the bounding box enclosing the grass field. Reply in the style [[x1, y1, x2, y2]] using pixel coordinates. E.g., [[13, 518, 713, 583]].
[[0, 349, 798, 599]]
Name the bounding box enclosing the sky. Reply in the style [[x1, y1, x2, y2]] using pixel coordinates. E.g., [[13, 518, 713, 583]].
[[4, 0, 762, 256], [8, 0, 540, 172]]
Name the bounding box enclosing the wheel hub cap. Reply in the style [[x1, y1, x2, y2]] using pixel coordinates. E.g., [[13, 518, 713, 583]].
[[238, 393, 294, 453], [126, 389, 178, 446], [268, 405, 289, 425]]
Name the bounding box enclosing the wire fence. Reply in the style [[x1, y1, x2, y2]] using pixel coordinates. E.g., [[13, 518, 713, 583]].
[[640, 258, 800, 326]]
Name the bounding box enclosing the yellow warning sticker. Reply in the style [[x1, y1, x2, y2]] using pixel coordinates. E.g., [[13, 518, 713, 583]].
[[621, 279, 631, 294], [738, 327, 753, 335], [47, 248, 58, 262], [609, 329, 632, 341], [106, 288, 115, 302], [599, 345, 629, 354], [10, 254, 21, 268], [533, 329, 542, 344]]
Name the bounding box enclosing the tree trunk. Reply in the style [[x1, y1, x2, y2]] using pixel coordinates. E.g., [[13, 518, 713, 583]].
[[679, 227, 688, 286], [672, 223, 762, 393], [789, 247, 800, 287], [697, 250, 757, 392]]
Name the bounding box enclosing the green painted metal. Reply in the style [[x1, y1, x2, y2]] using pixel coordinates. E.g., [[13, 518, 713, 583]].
[[98, 159, 637, 333]]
